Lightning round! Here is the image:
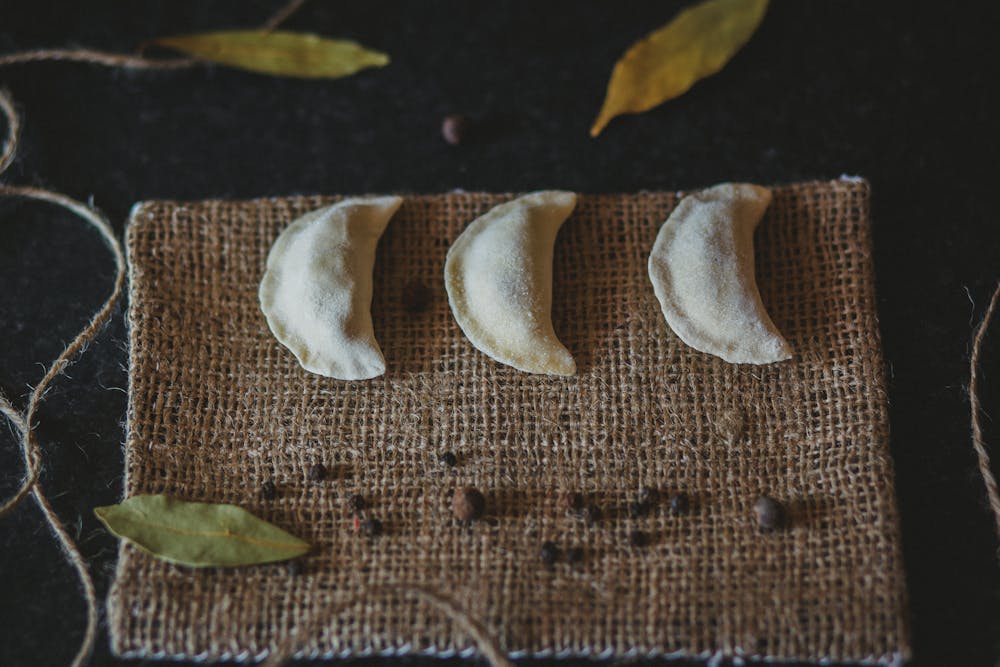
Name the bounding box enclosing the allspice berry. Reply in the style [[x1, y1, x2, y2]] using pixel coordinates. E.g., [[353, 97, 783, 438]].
[[670, 492, 690, 516], [260, 480, 277, 501], [638, 486, 660, 506], [363, 517, 383, 538], [558, 491, 585, 515], [452, 486, 486, 521], [628, 500, 650, 519], [307, 463, 327, 482], [581, 503, 602, 525], [753, 496, 785, 531], [441, 114, 468, 145], [540, 541, 560, 566], [347, 493, 366, 514], [628, 530, 650, 548]]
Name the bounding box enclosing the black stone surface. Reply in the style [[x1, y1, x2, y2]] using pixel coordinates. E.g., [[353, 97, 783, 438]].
[[1, 1, 998, 666]]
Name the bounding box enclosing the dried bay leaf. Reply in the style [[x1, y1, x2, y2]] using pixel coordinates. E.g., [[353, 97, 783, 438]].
[[152, 30, 389, 79], [95, 494, 310, 567], [590, 0, 769, 137]]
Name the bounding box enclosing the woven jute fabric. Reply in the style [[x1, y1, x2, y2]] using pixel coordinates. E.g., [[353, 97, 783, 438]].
[[109, 179, 910, 664]]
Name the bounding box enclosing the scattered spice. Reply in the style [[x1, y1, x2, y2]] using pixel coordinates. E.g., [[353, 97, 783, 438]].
[[753, 496, 785, 531], [441, 114, 468, 145], [439, 451, 458, 468], [540, 541, 560, 566], [307, 463, 327, 482], [581, 503, 602, 525], [670, 492, 690, 515], [260, 480, 277, 501], [452, 487, 486, 521], [558, 491, 585, 515], [629, 530, 650, 548], [362, 517, 383, 538], [286, 559, 303, 576], [403, 279, 432, 314], [348, 493, 366, 514], [566, 546, 584, 564], [639, 486, 660, 506], [628, 500, 650, 519]]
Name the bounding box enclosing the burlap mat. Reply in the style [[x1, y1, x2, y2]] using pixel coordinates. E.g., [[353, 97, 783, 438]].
[[109, 179, 910, 664]]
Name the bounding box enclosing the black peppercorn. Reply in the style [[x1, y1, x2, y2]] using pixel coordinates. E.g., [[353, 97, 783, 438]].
[[439, 451, 458, 468], [628, 500, 650, 519], [581, 503, 602, 524], [348, 493, 366, 514], [286, 559, 303, 576], [753, 496, 785, 531], [307, 463, 327, 482], [670, 492, 690, 516], [628, 530, 649, 548], [363, 518, 383, 537], [441, 114, 468, 145], [638, 486, 660, 506], [558, 491, 585, 515], [260, 480, 277, 500], [403, 280, 432, 315], [452, 486, 486, 521], [566, 546, 584, 564], [540, 541, 560, 566]]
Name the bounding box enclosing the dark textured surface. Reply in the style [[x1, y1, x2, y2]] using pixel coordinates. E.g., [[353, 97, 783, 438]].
[[0, 1, 997, 666]]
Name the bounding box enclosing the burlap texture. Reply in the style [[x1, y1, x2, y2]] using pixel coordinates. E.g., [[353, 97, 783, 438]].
[[109, 179, 909, 664]]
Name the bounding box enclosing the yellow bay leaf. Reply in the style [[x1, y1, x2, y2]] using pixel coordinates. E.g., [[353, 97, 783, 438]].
[[591, 0, 769, 137], [153, 30, 389, 79]]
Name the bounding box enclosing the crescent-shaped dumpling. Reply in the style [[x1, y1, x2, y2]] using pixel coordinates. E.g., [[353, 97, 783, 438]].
[[259, 196, 403, 380], [445, 191, 577, 376], [648, 183, 792, 364]]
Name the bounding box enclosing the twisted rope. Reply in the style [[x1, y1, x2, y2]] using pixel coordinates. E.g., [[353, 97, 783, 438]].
[[970, 283, 1000, 548]]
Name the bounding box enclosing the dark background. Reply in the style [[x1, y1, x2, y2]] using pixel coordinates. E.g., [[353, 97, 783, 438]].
[[1, 1, 998, 665]]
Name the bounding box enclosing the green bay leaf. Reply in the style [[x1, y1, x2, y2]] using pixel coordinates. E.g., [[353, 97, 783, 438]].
[[152, 30, 389, 79], [95, 494, 310, 567], [591, 0, 769, 136]]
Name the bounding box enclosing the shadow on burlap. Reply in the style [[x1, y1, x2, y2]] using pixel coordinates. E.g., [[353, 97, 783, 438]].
[[109, 180, 909, 664]]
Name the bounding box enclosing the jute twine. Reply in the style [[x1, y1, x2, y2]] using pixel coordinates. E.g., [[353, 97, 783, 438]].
[[0, 89, 125, 667], [0, 4, 313, 665], [262, 584, 512, 667], [970, 283, 1000, 548]]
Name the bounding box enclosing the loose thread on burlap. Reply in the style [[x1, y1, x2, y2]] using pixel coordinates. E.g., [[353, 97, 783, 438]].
[[970, 283, 1000, 548], [0, 90, 125, 667], [0, 0, 306, 70], [260, 584, 512, 667]]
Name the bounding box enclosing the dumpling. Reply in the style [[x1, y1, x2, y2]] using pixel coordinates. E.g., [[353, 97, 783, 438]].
[[259, 196, 403, 379], [648, 183, 792, 364], [445, 191, 577, 375]]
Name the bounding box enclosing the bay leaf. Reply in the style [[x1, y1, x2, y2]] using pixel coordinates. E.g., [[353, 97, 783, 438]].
[[590, 0, 769, 137], [152, 30, 389, 79], [95, 494, 310, 567]]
